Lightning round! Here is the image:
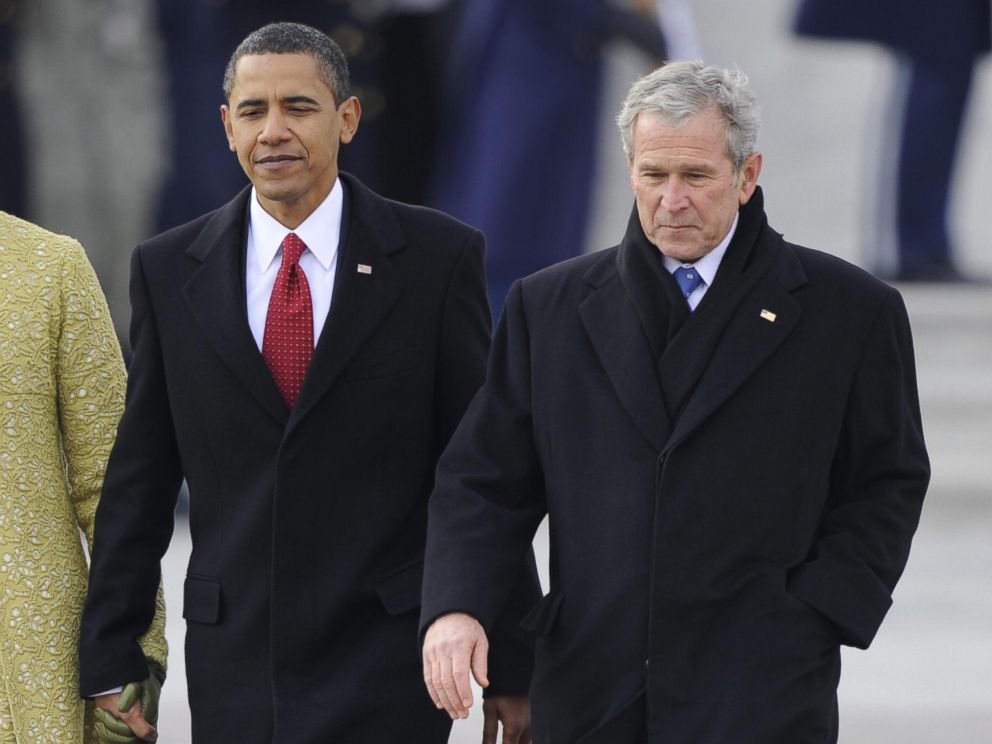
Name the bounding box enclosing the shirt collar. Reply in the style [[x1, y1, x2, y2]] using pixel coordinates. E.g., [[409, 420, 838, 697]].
[[662, 212, 739, 285], [249, 178, 343, 273]]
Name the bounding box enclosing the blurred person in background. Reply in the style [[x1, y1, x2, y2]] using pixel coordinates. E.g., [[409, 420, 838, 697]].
[[0, 1, 26, 218], [78, 21, 538, 744], [367, 0, 463, 205], [0, 212, 167, 743], [430, 0, 669, 317], [14, 0, 167, 338], [795, 0, 991, 283]]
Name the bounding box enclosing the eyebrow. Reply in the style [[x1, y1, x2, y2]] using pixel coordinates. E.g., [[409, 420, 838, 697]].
[[283, 96, 320, 106], [236, 95, 321, 111]]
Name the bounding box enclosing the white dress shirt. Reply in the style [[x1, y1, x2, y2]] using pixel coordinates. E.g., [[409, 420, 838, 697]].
[[246, 179, 343, 349], [662, 213, 739, 311]]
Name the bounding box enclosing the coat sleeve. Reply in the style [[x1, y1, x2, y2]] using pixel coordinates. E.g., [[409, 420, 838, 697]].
[[422, 279, 546, 679], [78, 245, 182, 695], [431, 234, 543, 696], [787, 288, 930, 649]]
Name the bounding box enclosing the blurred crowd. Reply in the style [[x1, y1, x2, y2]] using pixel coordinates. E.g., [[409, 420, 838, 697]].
[[0, 0, 696, 334], [1, 0, 986, 342]]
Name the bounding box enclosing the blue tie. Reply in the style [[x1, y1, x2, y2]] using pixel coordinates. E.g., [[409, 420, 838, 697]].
[[674, 266, 704, 301]]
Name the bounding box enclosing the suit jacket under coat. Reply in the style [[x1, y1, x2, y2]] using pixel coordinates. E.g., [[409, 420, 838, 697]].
[[422, 189, 930, 743], [79, 173, 537, 743]]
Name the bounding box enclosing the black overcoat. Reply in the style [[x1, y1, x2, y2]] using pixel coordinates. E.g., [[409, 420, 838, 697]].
[[422, 189, 929, 743], [79, 173, 538, 743]]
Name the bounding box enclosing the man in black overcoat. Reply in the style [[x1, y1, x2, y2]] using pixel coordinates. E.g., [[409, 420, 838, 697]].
[[421, 61, 929, 743], [78, 21, 538, 744]]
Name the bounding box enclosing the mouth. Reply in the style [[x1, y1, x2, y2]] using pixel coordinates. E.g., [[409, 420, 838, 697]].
[[254, 154, 304, 170]]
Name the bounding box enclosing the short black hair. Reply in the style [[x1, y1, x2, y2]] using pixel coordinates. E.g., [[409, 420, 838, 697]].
[[223, 22, 351, 105]]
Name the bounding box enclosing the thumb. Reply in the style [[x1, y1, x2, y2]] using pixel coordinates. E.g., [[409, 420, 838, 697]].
[[470, 635, 489, 689]]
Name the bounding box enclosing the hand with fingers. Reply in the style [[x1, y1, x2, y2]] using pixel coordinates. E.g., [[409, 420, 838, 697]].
[[423, 612, 490, 720], [93, 661, 165, 743], [482, 695, 532, 744]]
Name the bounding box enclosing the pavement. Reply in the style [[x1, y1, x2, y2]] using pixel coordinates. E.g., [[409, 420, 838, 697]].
[[154, 0, 992, 740]]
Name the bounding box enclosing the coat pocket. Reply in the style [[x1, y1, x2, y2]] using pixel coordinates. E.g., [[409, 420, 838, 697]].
[[183, 576, 222, 624], [373, 560, 424, 615], [520, 592, 565, 636]]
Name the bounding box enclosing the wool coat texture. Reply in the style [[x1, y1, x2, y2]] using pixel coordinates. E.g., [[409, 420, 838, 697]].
[[422, 188, 930, 744], [78, 176, 538, 743]]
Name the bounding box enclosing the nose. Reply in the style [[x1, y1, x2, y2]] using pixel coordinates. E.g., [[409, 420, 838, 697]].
[[258, 111, 291, 145], [660, 177, 689, 212]]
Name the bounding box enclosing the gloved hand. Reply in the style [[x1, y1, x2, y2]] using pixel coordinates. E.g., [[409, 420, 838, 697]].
[[93, 660, 165, 743]]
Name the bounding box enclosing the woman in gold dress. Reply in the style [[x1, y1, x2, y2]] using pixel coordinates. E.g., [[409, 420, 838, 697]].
[[0, 212, 166, 743]]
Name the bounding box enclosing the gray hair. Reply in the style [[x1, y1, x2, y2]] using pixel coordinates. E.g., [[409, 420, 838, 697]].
[[616, 60, 760, 171], [223, 22, 351, 105]]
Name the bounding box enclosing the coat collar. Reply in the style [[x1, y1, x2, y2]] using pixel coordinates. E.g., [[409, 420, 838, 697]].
[[661, 188, 808, 452], [579, 187, 808, 453], [181, 173, 407, 430], [287, 172, 406, 431], [656, 187, 768, 420], [182, 186, 290, 424], [579, 249, 672, 452]]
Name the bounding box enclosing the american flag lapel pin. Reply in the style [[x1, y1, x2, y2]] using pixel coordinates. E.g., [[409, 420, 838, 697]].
[[357, 263, 373, 275], [759, 308, 777, 323]]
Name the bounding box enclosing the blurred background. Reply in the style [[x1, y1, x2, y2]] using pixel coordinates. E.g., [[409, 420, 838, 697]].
[[2, 0, 989, 741]]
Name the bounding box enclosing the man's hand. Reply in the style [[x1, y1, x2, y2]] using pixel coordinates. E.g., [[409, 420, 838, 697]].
[[423, 612, 490, 719], [482, 695, 532, 744], [92, 662, 164, 743]]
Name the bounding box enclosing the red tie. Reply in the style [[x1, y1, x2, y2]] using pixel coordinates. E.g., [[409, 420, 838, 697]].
[[262, 233, 313, 408]]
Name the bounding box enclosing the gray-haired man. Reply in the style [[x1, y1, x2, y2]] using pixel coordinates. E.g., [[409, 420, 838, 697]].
[[420, 60, 929, 743]]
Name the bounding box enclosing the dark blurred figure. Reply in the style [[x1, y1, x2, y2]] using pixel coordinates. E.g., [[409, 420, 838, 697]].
[[0, 0, 26, 217], [375, 0, 462, 205], [795, 0, 991, 283], [154, 0, 385, 231], [431, 0, 667, 317]]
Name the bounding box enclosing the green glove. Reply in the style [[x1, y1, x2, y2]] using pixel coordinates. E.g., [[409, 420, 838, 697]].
[[93, 661, 165, 744]]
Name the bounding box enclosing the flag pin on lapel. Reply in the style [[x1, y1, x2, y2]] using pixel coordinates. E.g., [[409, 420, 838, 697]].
[[357, 264, 373, 275], [759, 309, 777, 323]]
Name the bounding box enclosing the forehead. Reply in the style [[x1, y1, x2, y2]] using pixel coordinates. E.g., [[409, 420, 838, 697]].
[[231, 52, 331, 98], [631, 108, 731, 164]]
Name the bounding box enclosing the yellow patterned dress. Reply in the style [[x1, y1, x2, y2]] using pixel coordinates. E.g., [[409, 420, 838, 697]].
[[0, 213, 167, 743]]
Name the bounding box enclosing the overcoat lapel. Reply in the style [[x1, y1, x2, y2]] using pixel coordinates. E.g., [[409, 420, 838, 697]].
[[663, 236, 807, 454], [579, 250, 670, 452], [288, 174, 406, 430], [657, 191, 770, 419], [182, 187, 290, 426]]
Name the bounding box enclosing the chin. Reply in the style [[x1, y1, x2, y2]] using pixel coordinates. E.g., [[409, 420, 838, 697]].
[[256, 184, 299, 202], [655, 241, 700, 261]]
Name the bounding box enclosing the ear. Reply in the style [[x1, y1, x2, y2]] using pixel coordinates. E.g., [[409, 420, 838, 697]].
[[220, 105, 237, 152], [738, 151, 763, 204], [338, 96, 362, 144]]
